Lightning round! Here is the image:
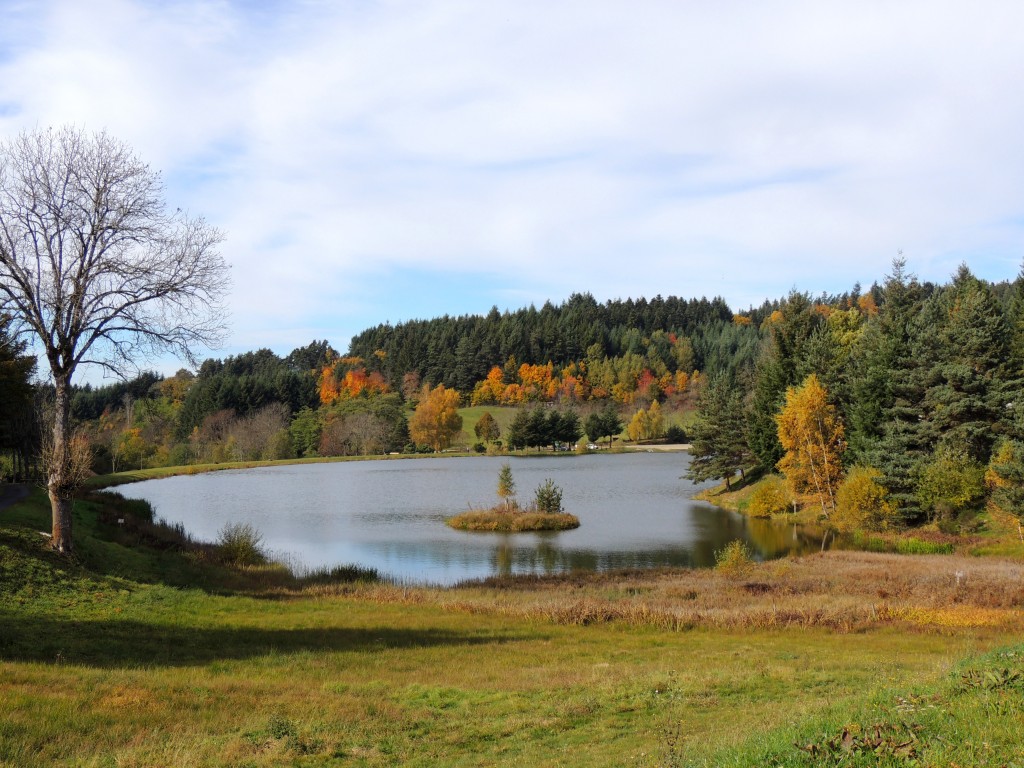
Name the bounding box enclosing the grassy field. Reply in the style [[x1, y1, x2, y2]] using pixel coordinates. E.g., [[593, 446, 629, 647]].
[[456, 405, 521, 447], [3, 486, 1024, 766]]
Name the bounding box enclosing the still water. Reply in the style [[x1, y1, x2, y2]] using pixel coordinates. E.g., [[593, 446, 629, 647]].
[[117, 453, 823, 584]]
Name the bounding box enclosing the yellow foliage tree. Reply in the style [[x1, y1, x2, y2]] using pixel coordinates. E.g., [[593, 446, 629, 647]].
[[626, 401, 665, 442], [647, 400, 664, 439], [627, 408, 649, 442], [833, 465, 893, 532], [471, 366, 505, 405], [775, 374, 845, 516], [409, 384, 463, 452]]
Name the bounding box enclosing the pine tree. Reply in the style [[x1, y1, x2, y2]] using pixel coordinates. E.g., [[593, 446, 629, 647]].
[[686, 375, 753, 490], [921, 266, 1011, 462], [846, 258, 924, 463], [1010, 262, 1024, 368], [1006, 263, 1024, 440], [497, 463, 516, 510], [870, 295, 940, 523], [747, 292, 823, 469]]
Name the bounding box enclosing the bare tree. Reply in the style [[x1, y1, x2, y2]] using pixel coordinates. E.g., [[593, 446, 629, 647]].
[[0, 126, 229, 552], [230, 402, 291, 460]]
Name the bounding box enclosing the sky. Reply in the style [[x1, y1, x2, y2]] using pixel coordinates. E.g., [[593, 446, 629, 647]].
[[2, 0, 1024, 377]]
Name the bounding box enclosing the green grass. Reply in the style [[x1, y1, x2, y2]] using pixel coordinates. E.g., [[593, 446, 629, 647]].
[[456, 405, 522, 446], [695, 642, 1024, 766], [2, 488, 1023, 766]]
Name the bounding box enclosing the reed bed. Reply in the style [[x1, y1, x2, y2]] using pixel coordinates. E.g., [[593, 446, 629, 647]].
[[299, 550, 1024, 633]]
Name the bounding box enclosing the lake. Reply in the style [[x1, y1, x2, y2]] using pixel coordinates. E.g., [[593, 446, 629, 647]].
[[116, 452, 824, 584]]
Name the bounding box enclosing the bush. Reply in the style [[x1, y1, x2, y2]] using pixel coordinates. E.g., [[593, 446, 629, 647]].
[[834, 465, 894, 532], [714, 540, 754, 573], [746, 476, 791, 517], [665, 424, 687, 443], [217, 521, 266, 566], [917, 447, 986, 520], [299, 563, 380, 584], [534, 478, 564, 514]]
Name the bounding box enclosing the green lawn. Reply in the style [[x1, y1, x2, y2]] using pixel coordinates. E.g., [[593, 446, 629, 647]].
[[2, 489, 1023, 766], [456, 405, 521, 447]]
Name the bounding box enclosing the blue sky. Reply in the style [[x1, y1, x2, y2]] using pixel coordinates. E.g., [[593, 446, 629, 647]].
[[2, 0, 1024, 377]]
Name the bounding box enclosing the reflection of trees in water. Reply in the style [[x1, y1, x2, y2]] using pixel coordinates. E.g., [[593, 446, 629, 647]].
[[744, 517, 827, 559], [684, 506, 828, 564], [479, 518, 831, 577], [286, 506, 826, 583], [490, 542, 706, 574]]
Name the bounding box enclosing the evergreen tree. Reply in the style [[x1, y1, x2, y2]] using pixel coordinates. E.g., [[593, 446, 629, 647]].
[[920, 266, 1011, 462], [1006, 263, 1024, 440], [747, 292, 823, 469], [870, 294, 939, 523], [748, 345, 788, 469], [1010, 262, 1024, 368], [846, 258, 925, 463], [506, 408, 529, 451], [549, 409, 582, 449], [0, 315, 36, 479], [497, 463, 516, 509], [686, 374, 752, 490], [585, 403, 622, 448], [524, 407, 549, 450]]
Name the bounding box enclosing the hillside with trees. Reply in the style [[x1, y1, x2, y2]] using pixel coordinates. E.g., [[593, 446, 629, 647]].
[[688, 259, 1024, 532], [2, 258, 1022, 538]]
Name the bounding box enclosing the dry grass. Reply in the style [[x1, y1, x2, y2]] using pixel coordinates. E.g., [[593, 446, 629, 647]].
[[446, 509, 580, 532], [301, 550, 1024, 634]]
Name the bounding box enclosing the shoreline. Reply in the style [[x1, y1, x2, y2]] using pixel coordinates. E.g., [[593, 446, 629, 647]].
[[87, 444, 692, 489]]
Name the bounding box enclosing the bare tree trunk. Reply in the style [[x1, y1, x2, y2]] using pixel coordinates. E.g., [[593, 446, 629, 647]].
[[801, 432, 827, 516], [814, 416, 838, 515], [49, 375, 74, 553]]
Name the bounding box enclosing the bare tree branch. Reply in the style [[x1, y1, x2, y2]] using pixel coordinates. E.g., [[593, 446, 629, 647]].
[[0, 125, 230, 552]]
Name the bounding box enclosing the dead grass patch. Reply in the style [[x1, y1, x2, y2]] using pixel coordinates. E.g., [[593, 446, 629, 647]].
[[299, 550, 1024, 634]]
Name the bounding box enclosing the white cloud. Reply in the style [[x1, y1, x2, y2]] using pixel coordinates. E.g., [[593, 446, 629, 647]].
[[2, 0, 1024, 364]]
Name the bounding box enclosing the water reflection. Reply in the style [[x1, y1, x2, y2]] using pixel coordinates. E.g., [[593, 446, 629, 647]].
[[117, 454, 826, 585]]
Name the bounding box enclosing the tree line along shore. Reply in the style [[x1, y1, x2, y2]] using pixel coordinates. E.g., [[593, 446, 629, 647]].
[[5, 257, 1023, 547]]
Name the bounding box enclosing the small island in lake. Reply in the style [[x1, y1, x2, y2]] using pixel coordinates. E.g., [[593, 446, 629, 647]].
[[446, 508, 580, 532], [447, 465, 580, 532]]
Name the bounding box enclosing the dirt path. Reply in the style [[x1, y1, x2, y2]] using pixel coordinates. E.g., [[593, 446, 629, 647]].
[[623, 443, 691, 451]]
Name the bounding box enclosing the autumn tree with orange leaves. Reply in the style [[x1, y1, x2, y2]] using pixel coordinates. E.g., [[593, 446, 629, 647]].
[[775, 374, 846, 516], [318, 356, 390, 404], [409, 384, 463, 452]]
